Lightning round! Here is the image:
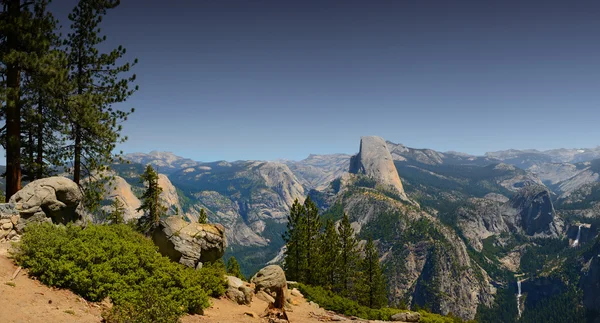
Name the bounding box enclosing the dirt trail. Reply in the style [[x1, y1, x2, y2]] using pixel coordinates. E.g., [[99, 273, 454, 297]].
[[0, 242, 328, 323], [0, 243, 103, 323]]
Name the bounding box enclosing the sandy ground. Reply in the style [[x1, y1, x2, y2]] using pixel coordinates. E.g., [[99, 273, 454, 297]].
[[182, 293, 327, 323], [0, 242, 328, 323], [0, 242, 103, 323]]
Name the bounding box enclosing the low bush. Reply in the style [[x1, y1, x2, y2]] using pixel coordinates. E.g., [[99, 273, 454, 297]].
[[13, 223, 227, 322], [296, 283, 469, 323]]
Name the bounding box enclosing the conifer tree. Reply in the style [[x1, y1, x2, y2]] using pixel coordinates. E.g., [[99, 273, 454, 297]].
[[337, 212, 359, 297], [62, 0, 137, 207], [303, 196, 321, 285], [226, 256, 245, 280], [358, 238, 387, 309], [198, 208, 208, 224], [107, 197, 125, 225], [282, 198, 307, 282], [0, 0, 65, 198], [137, 165, 166, 234], [19, 1, 69, 181], [317, 219, 341, 289]]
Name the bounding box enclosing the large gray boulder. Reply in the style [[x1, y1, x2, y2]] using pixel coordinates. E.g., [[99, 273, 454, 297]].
[[349, 136, 408, 200], [251, 265, 287, 309], [9, 176, 83, 225], [152, 216, 226, 269]]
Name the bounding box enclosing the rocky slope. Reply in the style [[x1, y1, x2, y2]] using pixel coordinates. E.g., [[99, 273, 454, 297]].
[[282, 154, 350, 191], [456, 185, 563, 252], [124, 151, 199, 174], [331, 174, 495, 320]]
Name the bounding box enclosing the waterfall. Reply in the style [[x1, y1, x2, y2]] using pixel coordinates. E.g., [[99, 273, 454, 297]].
[[517, 280, 522, 317], [573, 225, 583, 247]]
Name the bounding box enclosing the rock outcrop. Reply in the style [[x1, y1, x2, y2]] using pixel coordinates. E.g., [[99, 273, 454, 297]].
[[152, 216, 226, 269], [391, 311, 421, 322], [251, 265, 287, 309], [226, 275, 253, 305], [102, 175, 143, 221], [349, 136, 407, 199], [509, 184, 561, 236], [457, 184, 562, 251], [9, 176, 82, 225]]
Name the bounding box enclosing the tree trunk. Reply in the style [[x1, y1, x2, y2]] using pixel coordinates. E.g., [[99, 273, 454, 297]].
[[36, 103, 44, 179], [5, 0, 22, 200], [73, 124, 81, 184]]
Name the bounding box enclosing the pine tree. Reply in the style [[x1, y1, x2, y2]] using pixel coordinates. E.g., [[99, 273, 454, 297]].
[[137, 165, 166, 234], [337, 212, 359, 297], [198, 208, 208, 224], [282, 198, 307, 282], [19, 1, 69, 181], [358, 238, 387, 309], [107, 197, 125, 224], [62, 0, 137, 209], [303, 196, 321, 285], [226, 256, 245, 280], [317, 219, 341, 289], [0, 0, 65, 198]]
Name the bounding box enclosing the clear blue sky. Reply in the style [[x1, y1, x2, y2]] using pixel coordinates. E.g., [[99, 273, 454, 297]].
[[39, 0, 600, 161]]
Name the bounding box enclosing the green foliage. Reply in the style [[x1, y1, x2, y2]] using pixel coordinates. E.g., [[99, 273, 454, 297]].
[[357, 238, 387, 309], [198, 208, 208, 224], [337, 212, 359, 297], [137, 165, 167, 234], [62, 0, 138, 189], [475, 286, 518, 323], [226, 256, 245, 281], [13, 223, 226, 321], [316, 219, 341, 289], [297, 284, 466, 322], [105, 198, 125, 224], [519, 287, 586, 323]]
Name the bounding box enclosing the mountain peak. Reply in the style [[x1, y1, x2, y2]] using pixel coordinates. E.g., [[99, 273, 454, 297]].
[[349, 136, 408, 199]]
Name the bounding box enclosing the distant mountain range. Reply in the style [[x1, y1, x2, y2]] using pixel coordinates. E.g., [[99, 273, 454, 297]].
[[8, 139, 599, 321]]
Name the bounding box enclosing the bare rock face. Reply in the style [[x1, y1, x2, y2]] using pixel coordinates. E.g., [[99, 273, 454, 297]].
[[102, 175, 143, 221], [251, 265, 287, 309], [509, 184, 561, 237], [152, 216, 226, 269], [9, 176, 83, 225], [391, 311, 421, 322], [157, 174, 182, 214], [349, 136, 407, 200]]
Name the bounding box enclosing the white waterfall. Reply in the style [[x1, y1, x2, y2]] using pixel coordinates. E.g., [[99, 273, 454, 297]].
[[517, 280, 522, 317], [572, 225, 583, 247]]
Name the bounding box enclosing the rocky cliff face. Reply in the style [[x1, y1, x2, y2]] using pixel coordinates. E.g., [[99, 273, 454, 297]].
[[509, 185, 562, 237], [457, 185, 562, 251], [282, 154, 351, 191], [334, 178, 495, 320], [349, 136, 408, 200], [169, 161, 305, 247]]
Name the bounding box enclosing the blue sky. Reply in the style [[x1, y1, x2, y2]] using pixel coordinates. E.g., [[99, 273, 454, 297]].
[[30, 0, 600, 161]]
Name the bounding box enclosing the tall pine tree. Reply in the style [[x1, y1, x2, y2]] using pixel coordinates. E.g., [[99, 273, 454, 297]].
[[317, 219, 341, 289], [303, 196, 321, 285], [0, 0, 65, 198], [62, 0, 137, 211], [337, 212, 359, 297], [136, 164, 166, 234], [357, 237, 387, 309], [282, 198, 307, 282]]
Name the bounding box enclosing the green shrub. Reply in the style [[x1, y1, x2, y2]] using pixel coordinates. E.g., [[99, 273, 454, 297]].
[[296, 283, 468, 322], [13, 223, 227, 321]]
